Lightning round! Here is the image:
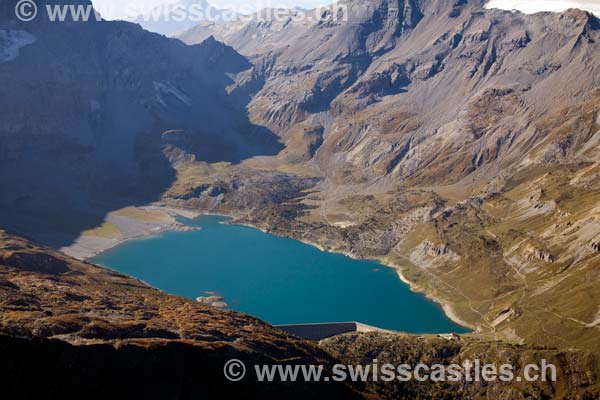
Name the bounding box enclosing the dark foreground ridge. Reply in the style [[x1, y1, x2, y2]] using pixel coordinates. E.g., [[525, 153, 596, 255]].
[[0, 230, 359, 399]]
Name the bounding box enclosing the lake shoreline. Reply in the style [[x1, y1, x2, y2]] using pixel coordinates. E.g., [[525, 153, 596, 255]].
[[61, 205, 205, 260], [75, 205, 471, 332], [228, 219, 472, 330]]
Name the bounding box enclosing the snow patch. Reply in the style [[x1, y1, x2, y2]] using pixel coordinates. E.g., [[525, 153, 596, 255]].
[[0, 30, 36, 63]]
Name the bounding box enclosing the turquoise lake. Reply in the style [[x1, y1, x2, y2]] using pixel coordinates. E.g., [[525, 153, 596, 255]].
[[92, 215, 467, 333]]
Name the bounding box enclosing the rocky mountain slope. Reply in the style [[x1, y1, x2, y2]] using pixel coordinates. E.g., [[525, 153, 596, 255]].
[[180, 0, 599, 183], [172, 0, 600, 353], [0, 0, 281, 249], [0, 229, 361, 398]]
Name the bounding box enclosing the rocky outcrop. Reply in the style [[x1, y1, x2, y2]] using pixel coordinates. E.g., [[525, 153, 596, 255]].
[[167, 171, 321, 213], [525, 246, 556, 264], [422, 241, 455, 258], [196, 295, 228, 308]]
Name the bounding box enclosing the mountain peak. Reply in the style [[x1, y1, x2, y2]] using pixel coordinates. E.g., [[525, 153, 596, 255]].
[[560, 7, 600, 29]]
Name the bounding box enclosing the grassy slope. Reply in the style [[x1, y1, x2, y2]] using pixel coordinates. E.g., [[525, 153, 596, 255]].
[[0, 230, 360, 399], [323, 332, 600, 400]]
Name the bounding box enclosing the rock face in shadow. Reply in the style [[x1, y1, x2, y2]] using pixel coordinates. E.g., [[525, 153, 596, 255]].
[[0, 0, 283, 249]]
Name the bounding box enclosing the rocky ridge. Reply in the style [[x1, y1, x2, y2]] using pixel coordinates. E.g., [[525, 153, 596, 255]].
[[0, 229, 359, 398]]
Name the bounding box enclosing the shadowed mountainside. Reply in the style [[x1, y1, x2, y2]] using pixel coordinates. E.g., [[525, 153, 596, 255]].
[[0, 0, 283, 249]]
